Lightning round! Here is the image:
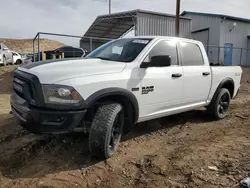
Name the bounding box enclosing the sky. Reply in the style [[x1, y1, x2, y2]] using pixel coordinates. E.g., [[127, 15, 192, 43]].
[[1, 0, 250, 46]]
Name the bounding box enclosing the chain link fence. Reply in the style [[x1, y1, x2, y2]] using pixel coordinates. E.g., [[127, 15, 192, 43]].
[[32, 32, 112, 62], [205, 46, 250, 66], [26, 34, 250, 66]]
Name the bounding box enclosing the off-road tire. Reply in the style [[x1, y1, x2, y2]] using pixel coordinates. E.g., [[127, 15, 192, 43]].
[[89, 103, 124, 159], [207, 88, 231, 120]]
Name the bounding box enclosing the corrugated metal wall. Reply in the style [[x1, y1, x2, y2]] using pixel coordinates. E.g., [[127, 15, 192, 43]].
[[137, 12, 191, 38], [220, 20, 250, 65], [220, 20, 250, 48], [183, 13, 250, 65]]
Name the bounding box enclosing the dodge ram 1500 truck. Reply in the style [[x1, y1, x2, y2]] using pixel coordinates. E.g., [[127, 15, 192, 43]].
[[11, 36, 242, 159]]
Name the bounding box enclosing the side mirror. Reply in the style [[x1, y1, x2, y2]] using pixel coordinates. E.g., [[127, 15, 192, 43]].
[[140, 55, 171, 68]]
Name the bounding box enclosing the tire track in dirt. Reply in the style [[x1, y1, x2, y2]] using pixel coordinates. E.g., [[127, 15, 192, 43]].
[[0, 129, 29, 144], [0, 133, 54, 178]]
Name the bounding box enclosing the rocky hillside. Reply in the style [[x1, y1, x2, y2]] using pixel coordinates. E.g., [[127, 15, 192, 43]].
[[0, 38, 65, 53]]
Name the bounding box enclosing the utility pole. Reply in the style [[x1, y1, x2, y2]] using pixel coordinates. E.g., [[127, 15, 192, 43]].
[[175, 0, 180, 37], [109, 0, 111, 14]]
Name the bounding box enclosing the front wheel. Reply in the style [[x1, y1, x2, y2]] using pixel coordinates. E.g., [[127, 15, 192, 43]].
[[207, 88, 231, 120], [89, 103, 124, 159], [3, 56, 6, 66]]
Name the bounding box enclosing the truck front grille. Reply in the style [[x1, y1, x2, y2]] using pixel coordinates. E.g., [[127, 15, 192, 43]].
[[13, 77, 31, 99], [13, 70, 44, 107]]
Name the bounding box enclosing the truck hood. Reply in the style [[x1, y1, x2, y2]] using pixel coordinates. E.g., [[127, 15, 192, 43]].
[[18, 58, 126, 83]]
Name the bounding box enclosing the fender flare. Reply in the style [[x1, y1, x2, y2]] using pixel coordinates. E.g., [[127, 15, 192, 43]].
[[211, 78, 235, 101], [84, 87, 139, 124]]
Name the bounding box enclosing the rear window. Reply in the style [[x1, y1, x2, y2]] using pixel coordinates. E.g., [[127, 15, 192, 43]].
[[181, 42, 204, 66]]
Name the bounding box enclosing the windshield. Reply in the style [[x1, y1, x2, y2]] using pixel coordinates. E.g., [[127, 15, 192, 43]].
[[87, 38, 152, 62]]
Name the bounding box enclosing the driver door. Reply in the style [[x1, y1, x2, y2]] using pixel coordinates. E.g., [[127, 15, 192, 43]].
[[138, 40, 184, 122]]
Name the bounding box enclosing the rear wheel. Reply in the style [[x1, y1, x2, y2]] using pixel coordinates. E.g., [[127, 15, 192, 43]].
[[207, 88, 231, 120], [16, 59, 22, 64], [89, 103, 124, 159]]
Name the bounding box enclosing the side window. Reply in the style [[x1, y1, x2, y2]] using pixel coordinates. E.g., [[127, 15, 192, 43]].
[[147, 40, 178, 65], [181, 42, 204, 66], [60, 47, 72, 52]]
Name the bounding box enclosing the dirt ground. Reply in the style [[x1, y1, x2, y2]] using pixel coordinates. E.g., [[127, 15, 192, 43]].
[[0, 66, 249, 188]]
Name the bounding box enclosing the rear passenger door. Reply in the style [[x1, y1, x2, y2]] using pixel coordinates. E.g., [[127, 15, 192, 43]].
[[180, 41, 211, 105]]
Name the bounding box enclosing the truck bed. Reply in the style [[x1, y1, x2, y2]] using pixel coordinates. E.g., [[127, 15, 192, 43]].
[[208, 66, 242, 100]]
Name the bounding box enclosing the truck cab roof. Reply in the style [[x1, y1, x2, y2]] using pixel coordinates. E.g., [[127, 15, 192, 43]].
[[124, 36, 202, 44]]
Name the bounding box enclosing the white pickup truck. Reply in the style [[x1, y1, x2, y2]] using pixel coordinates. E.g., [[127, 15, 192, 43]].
[[11, 36, 242, 159]]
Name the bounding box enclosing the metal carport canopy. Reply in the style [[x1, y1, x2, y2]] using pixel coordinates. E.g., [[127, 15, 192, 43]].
[[83, 10, 139, 39], [81, 9, 191, 51]]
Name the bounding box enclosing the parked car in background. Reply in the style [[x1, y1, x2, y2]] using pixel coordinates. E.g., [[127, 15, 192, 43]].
[[0, 43, 13, 65], [30, 46, 88, 63], [12, 51, 26, 64], [45, 46, 88, 59], [55, 46, 87, 58]]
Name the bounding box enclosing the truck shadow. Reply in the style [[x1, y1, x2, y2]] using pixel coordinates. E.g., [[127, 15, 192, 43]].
[[122, 109, 215, 142], [0, 109, 215, 179]]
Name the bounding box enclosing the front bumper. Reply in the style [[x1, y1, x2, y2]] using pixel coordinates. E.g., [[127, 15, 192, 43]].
[[11, 93, 86, 134]]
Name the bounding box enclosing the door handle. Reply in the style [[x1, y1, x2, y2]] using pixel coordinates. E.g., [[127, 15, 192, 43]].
[[172, 73, 182, 78], [203, 72, 211, 76]]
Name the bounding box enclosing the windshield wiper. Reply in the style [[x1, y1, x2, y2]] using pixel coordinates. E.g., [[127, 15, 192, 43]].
[[95, 56, 112, 61]]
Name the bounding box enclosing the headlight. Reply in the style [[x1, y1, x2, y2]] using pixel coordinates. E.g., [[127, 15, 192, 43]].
[[42, 85, 83, 105]]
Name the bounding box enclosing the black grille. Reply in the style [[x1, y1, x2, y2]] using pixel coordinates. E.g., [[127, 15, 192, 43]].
[[14, 87, 25, 99], [13, 70, 45, 107], [13, 77, 30, 100]]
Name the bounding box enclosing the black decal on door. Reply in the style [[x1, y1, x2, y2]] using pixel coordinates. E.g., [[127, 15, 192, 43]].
[[142, 86, 154, 95], [132, 88, 139, 92]]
